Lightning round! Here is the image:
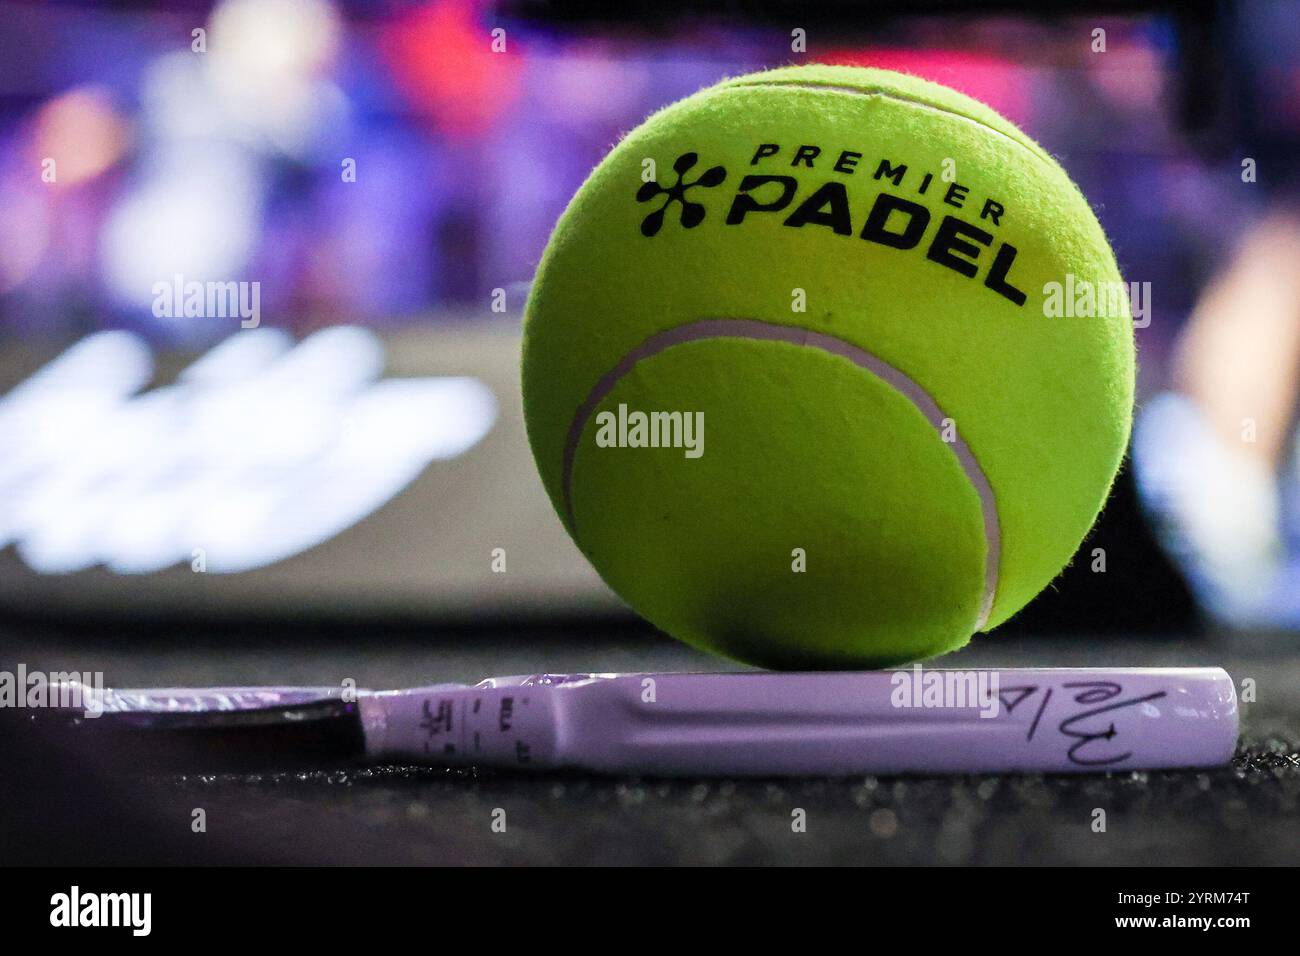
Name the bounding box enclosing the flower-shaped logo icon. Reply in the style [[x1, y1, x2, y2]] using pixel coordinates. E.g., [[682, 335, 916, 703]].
[[636, 152, 727, 237]]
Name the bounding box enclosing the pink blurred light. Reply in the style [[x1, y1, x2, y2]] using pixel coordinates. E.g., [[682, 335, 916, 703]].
[[29, 86, 131, 188], [381, 1, 523, 137]]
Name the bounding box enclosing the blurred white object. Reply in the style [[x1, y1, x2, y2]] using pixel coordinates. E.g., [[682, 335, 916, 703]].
[[100, 0, 348, 317], [0, 326, 495, 575], [1133, 391, 1282, 623], [0, 320, 620, 619]]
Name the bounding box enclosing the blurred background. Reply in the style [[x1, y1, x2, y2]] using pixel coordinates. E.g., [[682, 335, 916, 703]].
[[1, 0, 1299, 637], [4, 0, 1300, 870]]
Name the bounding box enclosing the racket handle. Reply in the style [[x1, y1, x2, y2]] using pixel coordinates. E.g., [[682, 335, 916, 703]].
[[359, 669, 1238, 775]]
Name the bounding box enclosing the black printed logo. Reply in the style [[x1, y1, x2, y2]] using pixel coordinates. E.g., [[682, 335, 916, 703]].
[[636, 152, 727, 236], [628, 142, 1028, 307]]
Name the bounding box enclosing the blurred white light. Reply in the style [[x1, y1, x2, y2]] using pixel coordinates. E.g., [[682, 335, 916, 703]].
[[207, 0, 344, 156], [0, 332, 153, 520], [1, 327, 497, 575], [1133, 392, 1281, 621], [100, 152, 260, 310], [179, 326, 293, 384]]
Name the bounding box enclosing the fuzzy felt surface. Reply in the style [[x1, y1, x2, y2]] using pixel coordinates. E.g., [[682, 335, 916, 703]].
[[523, 65, 1135, 667]]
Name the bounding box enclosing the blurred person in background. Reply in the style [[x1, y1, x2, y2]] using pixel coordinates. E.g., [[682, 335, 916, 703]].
[[1134, 0, 1300, 627]]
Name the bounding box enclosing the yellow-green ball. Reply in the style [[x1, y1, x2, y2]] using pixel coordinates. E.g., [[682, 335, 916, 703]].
[[522, 65, 1135, 669]]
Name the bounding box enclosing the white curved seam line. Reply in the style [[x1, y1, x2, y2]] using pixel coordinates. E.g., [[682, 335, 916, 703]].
[[715, 81, 1052, 164], [560, 318, 1001, 631]]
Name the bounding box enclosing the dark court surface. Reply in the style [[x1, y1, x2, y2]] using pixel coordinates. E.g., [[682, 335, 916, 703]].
[[2, 620, 1297, 866]]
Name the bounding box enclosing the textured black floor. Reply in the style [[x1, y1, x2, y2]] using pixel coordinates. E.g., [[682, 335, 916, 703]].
[[2, 622, 1296, 865]]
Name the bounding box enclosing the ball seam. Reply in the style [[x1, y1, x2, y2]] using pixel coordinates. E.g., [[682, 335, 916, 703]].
[[713, 80, 1053, 164], [560, 317, 1002, 633]]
